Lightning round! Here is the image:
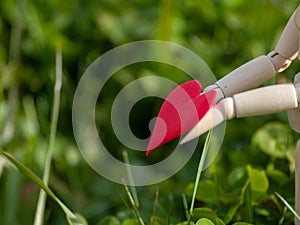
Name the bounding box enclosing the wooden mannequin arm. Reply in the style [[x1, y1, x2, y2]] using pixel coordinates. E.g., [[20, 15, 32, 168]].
[[288, 73, 300, 133], [205, 6, 300, 101], [181, 83, 299, 144], [215, 56, 276, 97], [234, 84, 298, 117]]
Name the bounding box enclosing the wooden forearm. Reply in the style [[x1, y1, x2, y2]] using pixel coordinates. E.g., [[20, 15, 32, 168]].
[[233, 84, 298, 117], [182, 83, 300, 144], [216, 56, 276, 97]]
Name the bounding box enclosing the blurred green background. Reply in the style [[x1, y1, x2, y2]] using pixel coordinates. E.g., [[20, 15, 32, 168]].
[[1, 0, 300, 224]]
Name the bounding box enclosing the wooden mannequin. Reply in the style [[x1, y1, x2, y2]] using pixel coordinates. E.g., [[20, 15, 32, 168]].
[[180, 5, 300, 225], [147, 5, 300, 224]]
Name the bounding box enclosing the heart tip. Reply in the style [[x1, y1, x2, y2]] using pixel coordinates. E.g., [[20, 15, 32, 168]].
[[147, 138, 165, 156], [146, 145, 157, 156], [145, 150, 151, 156], [146, 144, 155, 156]]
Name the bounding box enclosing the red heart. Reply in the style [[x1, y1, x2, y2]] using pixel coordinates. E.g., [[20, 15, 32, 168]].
[[146, 80, 216, 155]]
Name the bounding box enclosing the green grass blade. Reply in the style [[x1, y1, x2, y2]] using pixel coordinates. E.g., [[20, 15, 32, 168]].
[[188, 130, 212, 224], [123, 150, 139, 207], [1, 0, 25, 145], [34, 48, 62, 225], [122, 179, 145, 225], [182, 193, 189, 221], [0, 150, 85, 225], [67, 213, 88, 225], [1, 151, 58, 202], [3, 169, 21, 225], [151, 187, 159, 224], [275, 192, 300, 222], [278, 207, 287, 225], [243, 183, 253, 223], [0, 156, 5, 179]]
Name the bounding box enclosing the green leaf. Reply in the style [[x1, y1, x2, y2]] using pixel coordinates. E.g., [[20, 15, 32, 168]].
[[185, 180, 218, 203], [175, 222, 189, 225], [196, 218, 215, 225], [1, 151, 57, 201], [218, 190, 241, 205], [285, 148, 296, 172], [227, 167, 247, 190], [247, 166, 269, 193], [223, 180, 251, 224], [192, 208, 225, 225], [97, 216, 120, 225], [122, 219, 140, 225], [252, 122, 294, 158], [223, 204, 241, 224], [266, 169, 288, 186], [192, 208, 217, 221], [247, 165, 269, 202], [232, 222, 253, 225], [0, 151, 86, 224], [151, 216, 167, 225], [67, 213, 88, 225]]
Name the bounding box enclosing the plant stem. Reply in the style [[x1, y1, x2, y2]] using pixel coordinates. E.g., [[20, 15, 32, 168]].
[[182, 194, 189, 221], [2, 0, 26, 145], [188, 130, 212, 224], [151, 187, 159, 225], [275, 192, 300, 222], [1, 150, 79, 223], [122, 179, 145, 225], [0, 156, 5, 178], [123, 150, 139, 207], [33, 48, 62, 225], [244, 183, 253, 223], [1, 1, 26, 223]]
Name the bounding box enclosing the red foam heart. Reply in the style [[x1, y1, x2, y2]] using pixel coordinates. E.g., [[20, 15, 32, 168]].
[[146, 80, 216, 155]]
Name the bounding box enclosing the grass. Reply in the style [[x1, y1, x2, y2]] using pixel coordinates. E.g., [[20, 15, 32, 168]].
[[33, 48, 62, 225], [122, 178, 145, 225], [188, 130, 212, 224], [275, 192, 300, 223], [0, 48, 87, 225], [123, 150, 140, 208], [0, 150, 87, 225]]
